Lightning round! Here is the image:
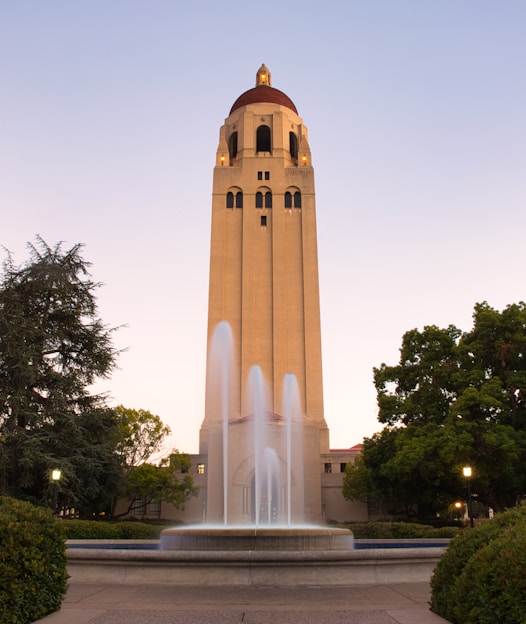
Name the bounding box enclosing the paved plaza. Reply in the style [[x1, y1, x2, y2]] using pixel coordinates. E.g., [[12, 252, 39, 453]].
[[37, 581, 449, 624]]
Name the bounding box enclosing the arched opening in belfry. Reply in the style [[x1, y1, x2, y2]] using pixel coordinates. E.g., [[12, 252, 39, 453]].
[[256, 125, 271, 153], [289, 131, 298, 161], [294, 191, 301, 208], [228, 132, 238, 161]]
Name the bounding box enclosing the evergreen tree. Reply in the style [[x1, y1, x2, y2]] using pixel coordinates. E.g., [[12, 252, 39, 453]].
[[0, 238, 121, 514]]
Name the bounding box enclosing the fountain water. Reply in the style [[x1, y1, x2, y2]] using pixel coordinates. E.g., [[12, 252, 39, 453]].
[[160, 322, 353, 552]]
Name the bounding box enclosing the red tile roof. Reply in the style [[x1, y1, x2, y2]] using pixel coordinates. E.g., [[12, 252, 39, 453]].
[[230, 86, 298, 115], [330, 444, 364, 453]]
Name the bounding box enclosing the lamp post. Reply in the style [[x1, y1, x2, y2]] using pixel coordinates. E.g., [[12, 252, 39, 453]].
[[50, 469, 62, 514], [454, 501, 463, 521], [463, 466, 474, 528]]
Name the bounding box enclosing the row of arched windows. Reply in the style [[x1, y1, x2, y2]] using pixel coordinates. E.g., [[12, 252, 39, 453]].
[[228, 128, 299, 160], [226, 191, 243, 208], [256, 191, 272, 208], [226, 191, 302, 209], [285, 191, 302, 208]]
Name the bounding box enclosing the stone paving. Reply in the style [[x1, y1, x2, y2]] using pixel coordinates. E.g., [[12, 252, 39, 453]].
[[36, 581, 450, 624]]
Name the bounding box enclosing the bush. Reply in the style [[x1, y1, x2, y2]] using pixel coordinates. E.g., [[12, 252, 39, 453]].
[[62, 519, 164, 540], [0, 497, 68, 624], [342, 521, 459, 540], [430, 503, 526, 623], [452, 520, 526, 624], [62, 519, 123, 539]]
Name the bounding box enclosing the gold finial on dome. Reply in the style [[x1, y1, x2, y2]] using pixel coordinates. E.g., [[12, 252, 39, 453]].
[[256, 64, 271, 87]]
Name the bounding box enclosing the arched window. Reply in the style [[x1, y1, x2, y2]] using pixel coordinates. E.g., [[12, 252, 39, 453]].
[[289, 132, 298, 160], [235, 191, 243, 208], [226, 192, 234, 208], [265, 191, 272, 208], [256, 125, 271, 152], [229, 132, 238, 161], [256, 192, 263, 208], [284, 192, 292, 208], [294, 191, 302, 208]]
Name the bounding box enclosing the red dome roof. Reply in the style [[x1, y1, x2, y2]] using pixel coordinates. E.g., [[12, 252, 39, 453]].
[[230, 85, 298, 115]]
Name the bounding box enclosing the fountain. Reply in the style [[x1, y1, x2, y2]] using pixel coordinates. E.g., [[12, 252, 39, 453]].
[[67, 323, 446, 584], [160, 321, 354, 552], [66, 322, 445, 586]]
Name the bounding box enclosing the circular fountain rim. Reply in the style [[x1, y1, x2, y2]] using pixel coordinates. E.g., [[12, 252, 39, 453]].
[[162, 526, 351, 535]]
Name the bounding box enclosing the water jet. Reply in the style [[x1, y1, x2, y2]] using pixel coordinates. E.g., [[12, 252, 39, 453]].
[[161, 322, 353, 555]]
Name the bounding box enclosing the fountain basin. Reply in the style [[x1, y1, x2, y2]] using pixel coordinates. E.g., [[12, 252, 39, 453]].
[[65, 542, 446, 586], [160, 526, 354, 551]]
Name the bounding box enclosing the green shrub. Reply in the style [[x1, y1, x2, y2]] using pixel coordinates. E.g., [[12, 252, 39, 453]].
[[343, 521, 458, 540], [62, 519, 163, 540], [62, 519, 122, 539], [430, 504, 526, 623], [0, 497, 68, 624], [451, 519, 526, 624], [117, 521, 162, 539]]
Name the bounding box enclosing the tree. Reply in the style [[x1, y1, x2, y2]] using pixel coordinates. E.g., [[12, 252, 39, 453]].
[[119, 452, 198, 518], [374, 324, 461, 427], [344, 302, 526, 517], [0, 238, 121, 515], [111, 406, 198, 517], [114, 405, 171, 469]]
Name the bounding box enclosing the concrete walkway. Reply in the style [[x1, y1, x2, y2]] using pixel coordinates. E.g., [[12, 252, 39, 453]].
[[37, 581, 450, 624]]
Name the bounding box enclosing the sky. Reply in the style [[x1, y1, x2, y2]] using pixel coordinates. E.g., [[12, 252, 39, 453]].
[[2, 1, 525, 455]]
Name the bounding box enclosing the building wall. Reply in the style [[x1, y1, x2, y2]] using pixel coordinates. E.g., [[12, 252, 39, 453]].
[[120, 447, 369, 525], [321, 450, 369, 523]]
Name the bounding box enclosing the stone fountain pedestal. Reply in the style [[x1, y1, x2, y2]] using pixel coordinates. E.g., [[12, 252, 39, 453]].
[[159, 526, 354, 551]]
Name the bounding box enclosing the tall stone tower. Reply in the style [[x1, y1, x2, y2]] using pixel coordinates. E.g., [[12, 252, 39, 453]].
[[200, 65, 329, 524]]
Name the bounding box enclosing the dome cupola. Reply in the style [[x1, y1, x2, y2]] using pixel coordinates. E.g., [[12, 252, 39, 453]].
[[229, 64, 298, 115]]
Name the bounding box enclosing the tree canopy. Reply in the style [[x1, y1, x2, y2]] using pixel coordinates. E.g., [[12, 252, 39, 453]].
[[344, 302, 526, 518], [0, 238, 122, 514], [112, 406, 198, 517], [0, 239, 196, 517]]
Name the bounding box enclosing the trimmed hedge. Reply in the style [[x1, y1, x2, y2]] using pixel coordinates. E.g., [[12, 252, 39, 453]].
[[430, 503, 526, 623], [62, 519, 166, 540], [341, 521, 459, 540], [0, 497, 68, 624], [63, 519, 458, 541]]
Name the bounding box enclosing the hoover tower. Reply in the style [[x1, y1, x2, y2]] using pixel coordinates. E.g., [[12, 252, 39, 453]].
[[200, 65, 329, 523]]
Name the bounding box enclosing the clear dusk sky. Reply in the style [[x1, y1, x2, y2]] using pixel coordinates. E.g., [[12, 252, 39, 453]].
[[2, 2, 525, 455]]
